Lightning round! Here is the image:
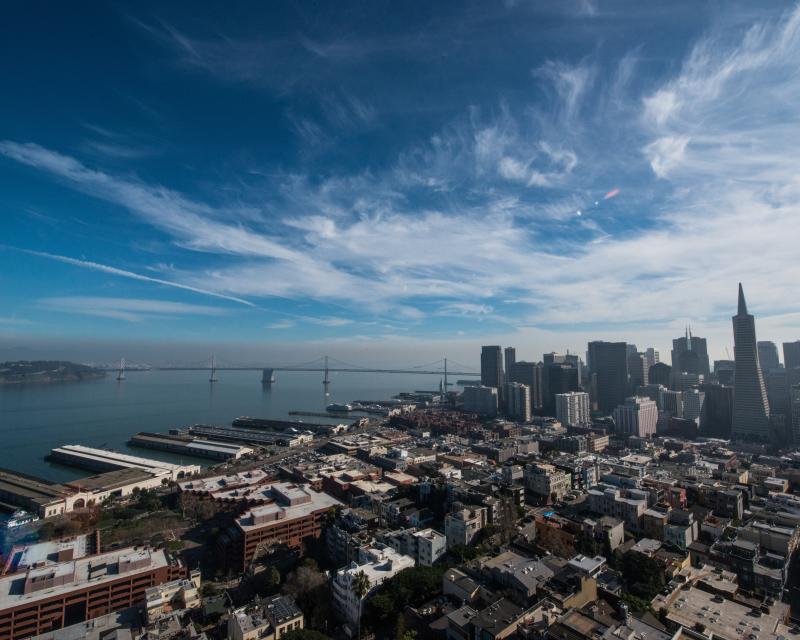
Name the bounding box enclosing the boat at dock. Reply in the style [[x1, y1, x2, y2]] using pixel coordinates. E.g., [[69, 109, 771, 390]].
[[326, 402, 353, 412]]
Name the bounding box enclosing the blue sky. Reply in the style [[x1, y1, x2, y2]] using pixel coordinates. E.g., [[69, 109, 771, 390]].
[[1, 1, 799, 364]]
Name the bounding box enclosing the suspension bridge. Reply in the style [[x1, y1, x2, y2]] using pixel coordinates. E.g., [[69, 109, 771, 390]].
[[108, 355, 480, 390]]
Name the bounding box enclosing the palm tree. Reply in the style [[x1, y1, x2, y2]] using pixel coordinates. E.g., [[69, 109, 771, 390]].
[[352, 570, 371, 640]]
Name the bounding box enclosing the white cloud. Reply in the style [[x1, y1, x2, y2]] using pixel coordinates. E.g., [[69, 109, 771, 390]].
[[38, 297, 228, 323], [5, 5, 800, 348], [301, 316, 354, 327], [644, 135, 690, 178], [267, 319, 295, 329]]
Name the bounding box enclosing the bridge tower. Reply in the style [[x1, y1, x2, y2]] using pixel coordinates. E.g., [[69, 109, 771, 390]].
[[209, 355, 218, 383], [444, 357, 448, 390], [323, 355, 330, 396], [116, 357, 126, 381]]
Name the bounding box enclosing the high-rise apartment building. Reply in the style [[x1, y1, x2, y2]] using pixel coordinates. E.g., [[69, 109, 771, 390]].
[[504, 347, 516, 381], [481, 345, 504, 389], [757, 341, 781, 372], [587, 341, 628, 413], [784, 341, 800, 370], [504, 382, 531, 423], [670, 328, 710, 376], [509, 361, 543, 410], [731, 284, 771, 441], [555, 392, 590, 427], [612, 396, 658, 437]]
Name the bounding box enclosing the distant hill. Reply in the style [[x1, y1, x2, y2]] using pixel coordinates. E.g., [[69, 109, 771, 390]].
[[0, 360, 105, 384]]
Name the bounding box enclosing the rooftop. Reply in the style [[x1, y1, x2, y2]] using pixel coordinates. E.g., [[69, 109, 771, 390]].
[[236, 483, 342, 531], [662, 585, 787, 640], [0, 546, 170, 609]]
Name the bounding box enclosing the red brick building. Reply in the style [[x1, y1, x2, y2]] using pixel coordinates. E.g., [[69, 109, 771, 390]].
[[0, 546, 185, 640], [218, 482, 342, 571]]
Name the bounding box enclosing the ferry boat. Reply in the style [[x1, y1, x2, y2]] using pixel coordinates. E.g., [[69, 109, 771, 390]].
[[326, 402, 353, 412], [3, 509, 39, 529]]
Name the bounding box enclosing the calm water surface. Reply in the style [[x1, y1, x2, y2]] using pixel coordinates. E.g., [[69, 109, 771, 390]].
[[0, 370, 444, 482]]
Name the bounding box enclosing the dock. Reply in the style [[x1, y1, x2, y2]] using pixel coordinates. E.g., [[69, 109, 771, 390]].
[[182, 425, 314, 448], [129, 432, 254, 461], [47, 445, 201, 480]]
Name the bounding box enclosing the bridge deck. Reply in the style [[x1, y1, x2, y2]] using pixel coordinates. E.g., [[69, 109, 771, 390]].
[[154, 367, 479, 375]]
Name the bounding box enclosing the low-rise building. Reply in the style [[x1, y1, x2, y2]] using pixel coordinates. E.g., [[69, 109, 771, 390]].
[[379, 528, 446, 566], [587, 484, 647, 531], [228, 595, 304, 640], [524, 463, 570, 504], [445, 507, 487, 549], [144, 570, 201, 623]]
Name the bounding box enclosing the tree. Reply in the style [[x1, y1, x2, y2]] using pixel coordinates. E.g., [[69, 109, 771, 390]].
[[362, 565, 446, 632], [266, 566, 281, 592], [282, 630, 332, 640], [353, 570, 371, 599], [283, 560, 332, 632], [619, 552, 665, 602]]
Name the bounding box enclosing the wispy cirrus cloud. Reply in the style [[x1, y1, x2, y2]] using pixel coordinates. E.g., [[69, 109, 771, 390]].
[[4, 4, 800, 348], [5, 247, 253, 307], [267, 319, 295, 330], [38, 296, 228, 323]]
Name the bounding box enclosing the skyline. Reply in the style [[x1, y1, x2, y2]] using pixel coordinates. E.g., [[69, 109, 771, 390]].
[[2, 1, 800, 362]]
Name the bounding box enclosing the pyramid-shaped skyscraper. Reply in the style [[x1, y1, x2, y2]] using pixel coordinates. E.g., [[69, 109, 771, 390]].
[[731, 283, 771, 440]]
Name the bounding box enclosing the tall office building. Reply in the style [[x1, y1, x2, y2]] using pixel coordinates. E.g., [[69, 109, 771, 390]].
[[587, 341, 628, 413], [791, 384, 800, 445], [644, 348, 660, 370], [671, 328, 710, 376], [784, 341, 800, 370], [612, 396, 658, 438], [564, 353, 583, 385], [542, 362, 579, 416], [543, 352, 564, 365], [504, 382, 531, 423], [731, 284, 771, 441], [699, 383, 734, 438], [480, 346, 503, 389], [509, 361, 543, 410], [683, 388, 706, 423], [628, 352, 649, 390], [504, 347, 516, 381], [765, 369, 789, 419], [555, 392, 590, 427], [757, 341, 781, 371], [714, 360, 736, 386], [661, 390, 683, 418], [649, 362, 672, 388]]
